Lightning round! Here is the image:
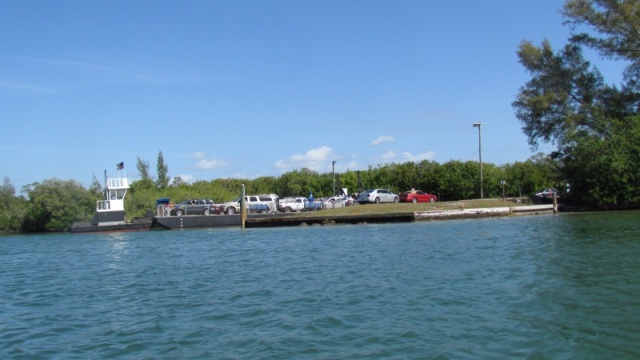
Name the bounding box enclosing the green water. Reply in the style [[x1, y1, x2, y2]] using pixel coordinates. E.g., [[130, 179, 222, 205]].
[[1, 211, 639, 358]]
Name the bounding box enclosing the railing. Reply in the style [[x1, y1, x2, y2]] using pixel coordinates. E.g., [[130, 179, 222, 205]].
[[107, 177, 128, 189], [157, 205, 172, 217]]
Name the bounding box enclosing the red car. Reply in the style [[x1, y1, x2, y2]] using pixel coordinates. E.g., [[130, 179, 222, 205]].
[[399, 190, 438, 203]]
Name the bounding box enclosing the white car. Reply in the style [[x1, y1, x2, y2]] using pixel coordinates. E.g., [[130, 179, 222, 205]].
[[535, 188, 559, 199], [323, 195, 352, 209], [356, 189, 399, 204]]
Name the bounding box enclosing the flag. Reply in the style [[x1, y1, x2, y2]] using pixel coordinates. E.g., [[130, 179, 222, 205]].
[[116, 162, 124, 170]]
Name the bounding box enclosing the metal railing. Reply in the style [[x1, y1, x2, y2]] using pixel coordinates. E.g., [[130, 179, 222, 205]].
[[107, 177, 128, 189]]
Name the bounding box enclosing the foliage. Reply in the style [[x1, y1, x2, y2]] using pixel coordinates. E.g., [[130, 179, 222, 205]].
[[513, 0, 640, 206], [501, 154, 561, 198], [0, 177, 28, 232], [156, 151, 169, 190], [136, 157, 154, 189], [513, 40, 608, 149], [561, 114, 640, 205], [21, 179, 97, 232], [432, 160, 478, 201], [563, 0, 640, 63]]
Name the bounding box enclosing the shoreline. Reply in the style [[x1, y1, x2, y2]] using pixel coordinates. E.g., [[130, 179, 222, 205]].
[[244, 204, 558, 228]]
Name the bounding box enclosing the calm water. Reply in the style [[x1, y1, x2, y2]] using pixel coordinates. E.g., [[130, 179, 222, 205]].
[[1, 212, 640, 359]]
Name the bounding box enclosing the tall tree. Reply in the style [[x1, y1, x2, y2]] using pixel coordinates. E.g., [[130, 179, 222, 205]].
[[513, 40, 607, 149], [89, 174, 103, 194], [564, 0, 640, 62], [563, 0, 640, 103], [156, 151, 169, 190], [512, 0, 640, 206], [135, 157, 154, 189]]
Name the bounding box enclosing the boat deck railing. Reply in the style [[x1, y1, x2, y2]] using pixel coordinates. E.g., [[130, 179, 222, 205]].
[[107, 177, 128, 189]]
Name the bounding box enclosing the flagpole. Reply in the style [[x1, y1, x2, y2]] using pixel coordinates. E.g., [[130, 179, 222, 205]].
[[104, 170, 108, 199]]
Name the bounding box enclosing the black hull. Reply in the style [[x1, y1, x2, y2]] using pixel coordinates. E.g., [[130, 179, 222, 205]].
[[152, 213, 289, 230], [70, 214, 283, 233], [70, 218, 154, 234]]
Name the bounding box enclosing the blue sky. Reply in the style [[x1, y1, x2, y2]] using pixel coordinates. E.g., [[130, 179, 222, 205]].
[[0, 1, 625, 191]]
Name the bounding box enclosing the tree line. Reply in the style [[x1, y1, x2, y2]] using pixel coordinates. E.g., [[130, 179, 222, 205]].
[[0, 152, 559, 233]]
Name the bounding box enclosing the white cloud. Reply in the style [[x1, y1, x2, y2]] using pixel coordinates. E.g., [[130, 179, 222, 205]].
[[191, 151, 226, 170], [274, 146, 333, 172], [194, 159, 226, 170], [344, 160, 359, 170], [0, 80, 60, 95], [371, 135, 395, 146], [373, 150, 436, 164], [400, 151, 436, 162], [380, 151, 396, 160], [176, 174, 195, 183], [192, 151, 207, 160]]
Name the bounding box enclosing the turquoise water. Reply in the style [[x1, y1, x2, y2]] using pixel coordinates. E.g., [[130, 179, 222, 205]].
[[1, 212, 640, 359]]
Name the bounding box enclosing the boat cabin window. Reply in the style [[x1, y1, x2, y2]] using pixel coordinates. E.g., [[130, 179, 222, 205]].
[[109, 190, 126, 200]]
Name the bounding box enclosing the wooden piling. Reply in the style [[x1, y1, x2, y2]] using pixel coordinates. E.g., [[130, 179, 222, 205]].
[[241, 184, 246, 229]]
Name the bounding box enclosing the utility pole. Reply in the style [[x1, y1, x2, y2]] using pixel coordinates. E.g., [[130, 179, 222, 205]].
[[472, 123, 486, 199], [332, 160, 336, 196]]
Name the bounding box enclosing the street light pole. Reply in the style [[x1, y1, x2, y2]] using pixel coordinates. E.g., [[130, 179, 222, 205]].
[[332, 160, 336, 196], [472, 123, 485, 199]]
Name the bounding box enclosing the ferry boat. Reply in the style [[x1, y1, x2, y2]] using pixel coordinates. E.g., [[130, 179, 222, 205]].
[[70, 164, 152, 233]]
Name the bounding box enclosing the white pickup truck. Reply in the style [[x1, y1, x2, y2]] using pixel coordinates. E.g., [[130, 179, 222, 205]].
[[278, 197, 324, 212], [220, 194, 278, 214]]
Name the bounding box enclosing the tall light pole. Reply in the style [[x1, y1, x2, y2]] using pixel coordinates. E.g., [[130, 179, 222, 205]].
[[472, 123, 485, 199], [332, 160, 336, 196]]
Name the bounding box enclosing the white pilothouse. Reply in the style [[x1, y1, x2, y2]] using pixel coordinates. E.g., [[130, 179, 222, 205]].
[[94, 169, 129, 226]]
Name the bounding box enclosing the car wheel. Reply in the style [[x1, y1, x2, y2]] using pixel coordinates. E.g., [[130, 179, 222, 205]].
[[394, 197, 399, 203], [204, 208, 210, 215], [285, 206, 292, 212], [412, 198, 418, 203], [430, 198, 435, 203], [175, 209, 184, 216], [227, 207, 236, 215], [375, 197, 380, 204]]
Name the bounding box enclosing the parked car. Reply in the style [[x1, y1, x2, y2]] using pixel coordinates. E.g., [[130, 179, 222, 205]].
[[171, 199, 221, 216], [323, 195, 352, 209], [535, 188, 559, 199], [399, 189, 438, 203], [532, 188, 560, 204], [356, 189, 399, 204]]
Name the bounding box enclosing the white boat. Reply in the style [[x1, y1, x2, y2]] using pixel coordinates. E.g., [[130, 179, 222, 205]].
[[70, 164, 152, 233]]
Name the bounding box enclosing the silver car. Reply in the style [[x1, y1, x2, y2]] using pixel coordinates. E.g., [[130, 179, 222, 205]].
[[356, 189, 399, 204]]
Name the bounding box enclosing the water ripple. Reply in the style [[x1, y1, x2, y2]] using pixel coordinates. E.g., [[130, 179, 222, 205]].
[[1, 213, 640, 358]]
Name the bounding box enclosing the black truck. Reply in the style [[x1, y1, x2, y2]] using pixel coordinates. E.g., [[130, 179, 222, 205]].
[[170, 199, 221, 216]]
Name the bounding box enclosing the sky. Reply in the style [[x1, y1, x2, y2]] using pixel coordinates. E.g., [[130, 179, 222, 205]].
[[0, 1, 627, 192]]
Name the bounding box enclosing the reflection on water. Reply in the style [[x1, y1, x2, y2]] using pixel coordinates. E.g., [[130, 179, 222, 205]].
[[0, 212, 639, 358], [105, 233, 130, 270]]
